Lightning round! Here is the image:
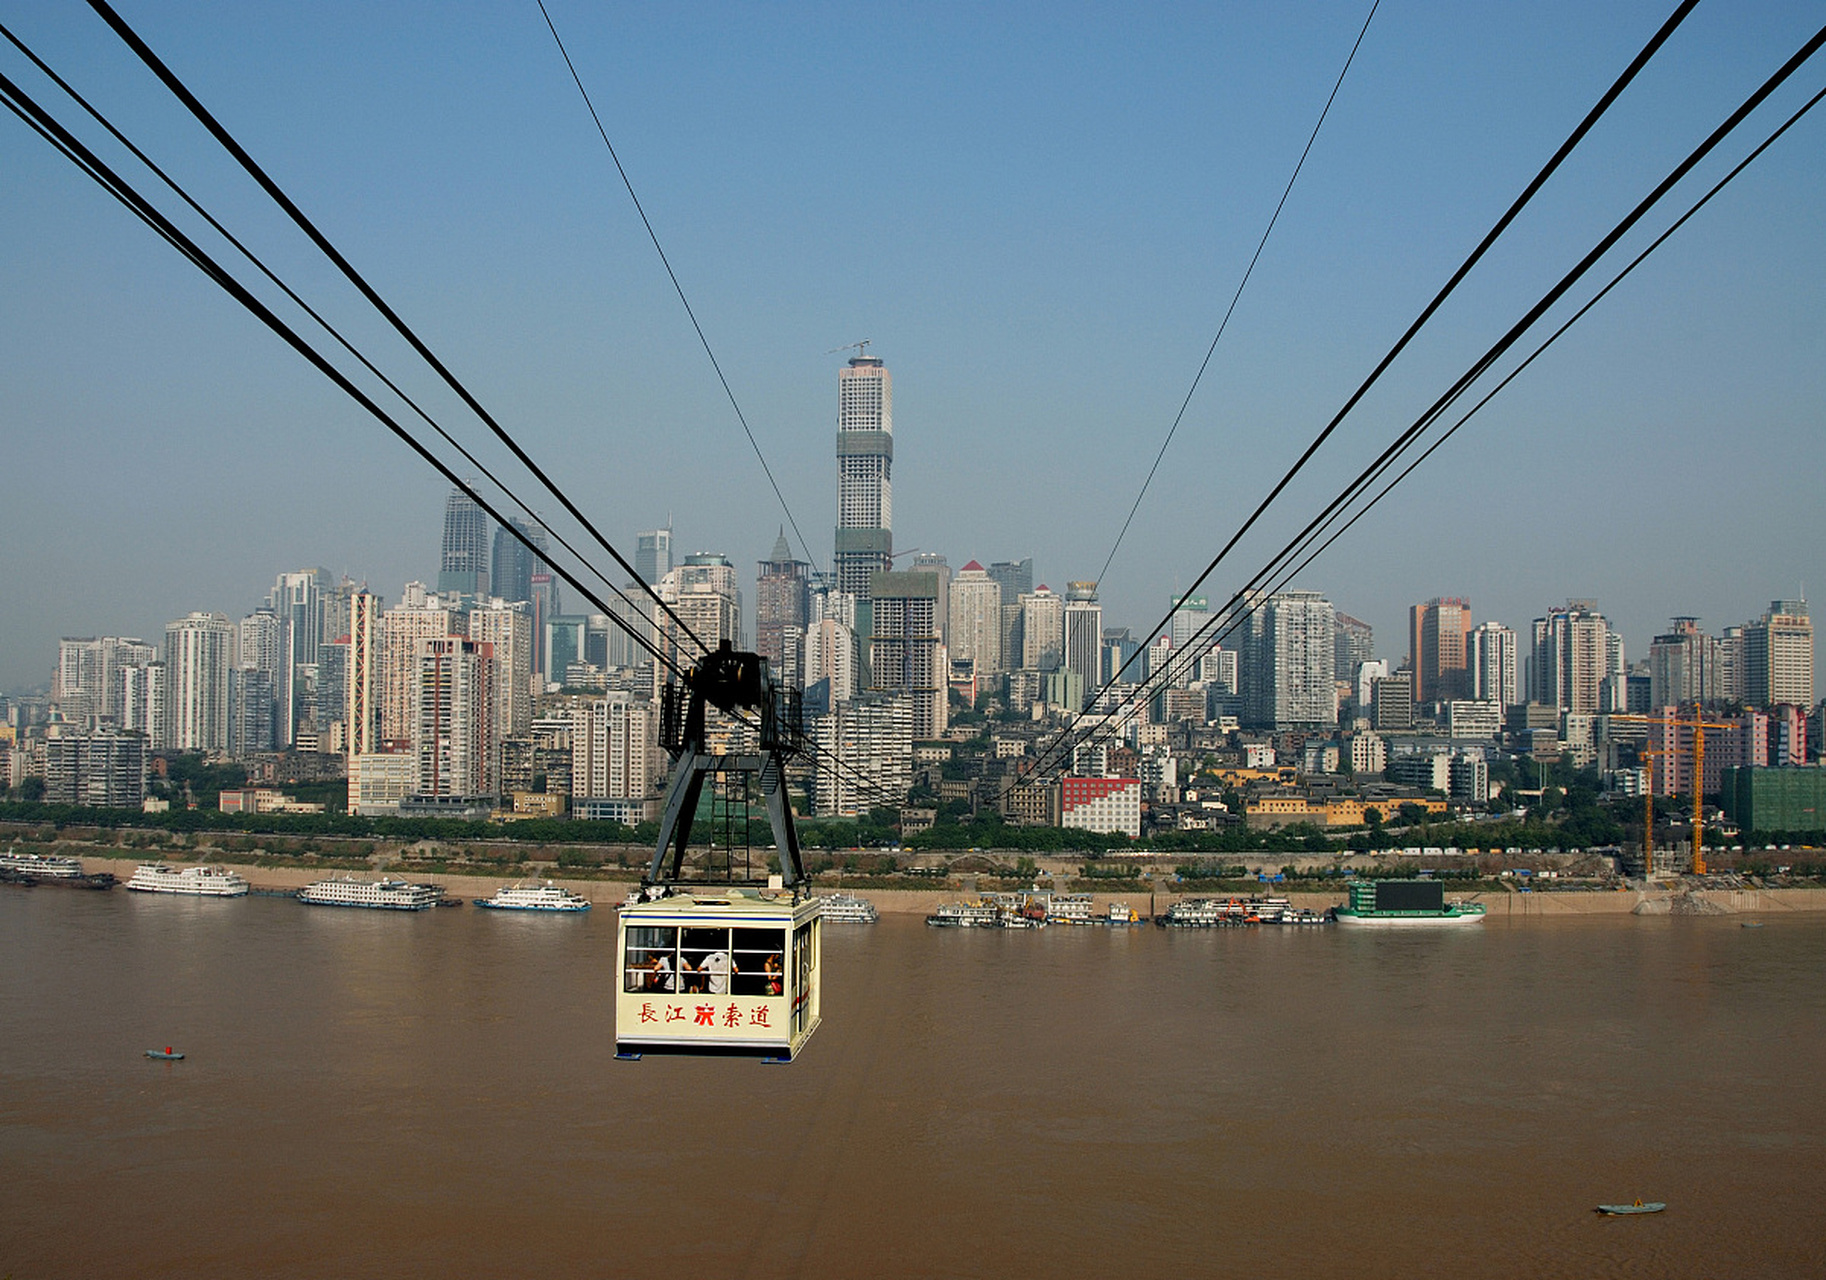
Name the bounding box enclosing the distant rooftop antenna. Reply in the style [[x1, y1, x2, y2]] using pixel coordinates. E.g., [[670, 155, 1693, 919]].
[[827, 339, 871, 359]]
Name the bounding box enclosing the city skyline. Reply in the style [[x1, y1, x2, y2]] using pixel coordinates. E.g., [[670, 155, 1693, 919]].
[[4, 3, 1823, 693]]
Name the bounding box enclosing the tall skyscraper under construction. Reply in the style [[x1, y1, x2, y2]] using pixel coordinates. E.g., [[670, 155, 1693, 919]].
[[833, 349, 892, 599]]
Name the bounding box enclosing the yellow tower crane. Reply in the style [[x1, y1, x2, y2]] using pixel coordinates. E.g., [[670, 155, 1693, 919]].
[[1612, 710, 1740, 875]]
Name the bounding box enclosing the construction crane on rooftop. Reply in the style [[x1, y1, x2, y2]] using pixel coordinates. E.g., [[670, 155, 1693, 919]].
[[826, 339, 871, 359]]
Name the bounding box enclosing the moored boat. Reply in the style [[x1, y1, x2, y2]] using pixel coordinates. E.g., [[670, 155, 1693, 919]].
[[475, 881, 591, 912], [1333, 879, 1485, 927], [298, 876, 443, 911], [0, 850, 85, 879], [126, 863, 250, 897], [816, 893, 879, 923], [926, 900, 1000, 928]]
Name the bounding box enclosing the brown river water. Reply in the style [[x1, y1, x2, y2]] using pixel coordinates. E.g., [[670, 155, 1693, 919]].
[[3, 888, 1823, 1278]]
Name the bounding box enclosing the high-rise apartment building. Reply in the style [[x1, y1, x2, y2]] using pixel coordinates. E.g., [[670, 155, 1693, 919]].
[[228, 667, 275, 757], [947, 562, 1003, 678], [811, 693, 911, 817], [653, 554, 741, 681], [437, 488, 491, 598], [1242, 591, 1336, 730], [1020, 586, 1064, 671], [1469, 621, 1518, 708], [118, 660, 167, 749], [469, 602, 534, 741], [834, 352, 893, 598], [1717, 625, 1746, 703], [380, 602, 462, 745], [415, 637, 495, 799], [1409, 597, 1472, 704], [803, 616, 857, 706], [45, 730, 146, 807], [868, 570, 946, 740], [570, 693, 654, 806], [164, 612, 235, 752], [755, 531, 811, 687], [54, 636, 156, 730], [1648, 617, 1720, 709], [1528, 601, 1610, 714], [1744, 600, 1813, 708]]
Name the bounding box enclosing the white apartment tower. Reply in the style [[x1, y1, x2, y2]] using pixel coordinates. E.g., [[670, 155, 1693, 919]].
[[1020, 586, 1065, 671], [1745, 600, 1813, 707], [164, 612, 235, 752], [834, 352, 893, 598], [1469, 621, 1519, 708], [571, 693, 654, 803], [947, 562, 1003, 677]]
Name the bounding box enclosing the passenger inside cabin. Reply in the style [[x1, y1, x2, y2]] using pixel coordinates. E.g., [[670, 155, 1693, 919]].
[[646, 950, 675, 992], [697, 947, 732, 995], [763, 953, 782, 996]]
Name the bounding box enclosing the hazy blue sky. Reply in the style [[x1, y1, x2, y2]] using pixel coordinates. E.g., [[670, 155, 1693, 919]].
[[3, 1, 1823, 693]]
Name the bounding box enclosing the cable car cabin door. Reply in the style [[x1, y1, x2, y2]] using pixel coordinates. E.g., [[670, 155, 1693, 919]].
[[616, 893, 821, 1060]]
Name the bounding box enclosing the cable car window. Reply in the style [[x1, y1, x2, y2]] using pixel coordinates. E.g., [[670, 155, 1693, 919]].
[[681, 926, 732, 994], [625, 925, 679, 993], [731, 928, 786, 996], [791, 922, 815, 1036]]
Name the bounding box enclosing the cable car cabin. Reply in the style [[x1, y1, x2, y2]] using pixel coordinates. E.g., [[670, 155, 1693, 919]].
[[616, 890, 821, 1061]]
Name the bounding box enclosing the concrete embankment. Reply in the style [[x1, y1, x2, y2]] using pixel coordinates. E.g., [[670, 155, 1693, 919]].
[[80, 855, 1826, 918]]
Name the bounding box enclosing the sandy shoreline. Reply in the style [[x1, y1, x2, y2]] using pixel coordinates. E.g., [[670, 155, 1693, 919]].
[[74, 855, 1826, 917]]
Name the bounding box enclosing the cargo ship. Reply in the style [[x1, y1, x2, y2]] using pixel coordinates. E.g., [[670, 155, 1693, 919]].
[[1332, 878, 1485, 927]]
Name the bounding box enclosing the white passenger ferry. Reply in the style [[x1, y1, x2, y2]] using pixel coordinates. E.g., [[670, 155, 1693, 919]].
[[126, 863, 250, 897], [475, 881, 592, 912], [0, 851, 86, 879], [815, 893, 878, 923], [1047, 893, 1095, 925], [298, 876, 443, 911]]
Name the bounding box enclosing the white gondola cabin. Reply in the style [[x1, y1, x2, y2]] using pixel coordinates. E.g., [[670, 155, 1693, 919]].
[[617, 890, 822, 1061]]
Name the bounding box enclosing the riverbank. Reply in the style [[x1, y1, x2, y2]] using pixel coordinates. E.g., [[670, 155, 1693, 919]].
[[76, 855, 1826, 917]]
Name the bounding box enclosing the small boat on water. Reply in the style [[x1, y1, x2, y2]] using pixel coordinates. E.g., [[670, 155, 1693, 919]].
[[1596, 1201, 1665, 1215], [144, 1047, 185, 1061]]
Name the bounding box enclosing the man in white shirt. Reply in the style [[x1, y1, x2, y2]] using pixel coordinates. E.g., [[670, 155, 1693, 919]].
[[698, 948, 732, 995]]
